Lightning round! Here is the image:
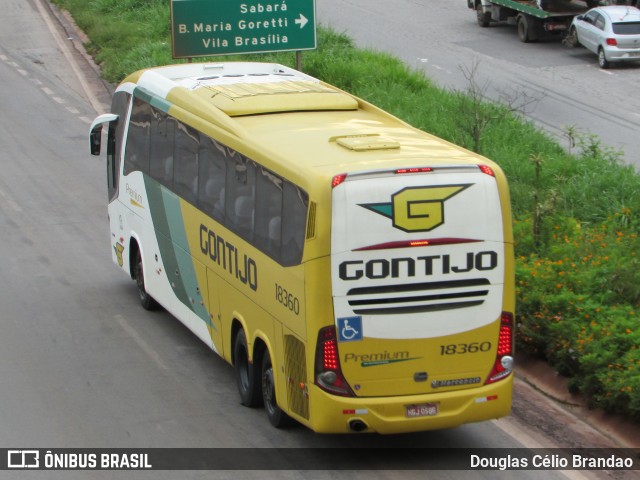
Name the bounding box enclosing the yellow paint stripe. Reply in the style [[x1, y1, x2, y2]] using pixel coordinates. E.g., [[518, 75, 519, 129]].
[[130, 199, 145, 209]]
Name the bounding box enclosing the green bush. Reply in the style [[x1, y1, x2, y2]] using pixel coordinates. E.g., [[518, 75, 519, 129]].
[[516, 213, 640, 419]]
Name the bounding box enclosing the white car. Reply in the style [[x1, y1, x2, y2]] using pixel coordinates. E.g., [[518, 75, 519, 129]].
[[570, 5, 640, 68]]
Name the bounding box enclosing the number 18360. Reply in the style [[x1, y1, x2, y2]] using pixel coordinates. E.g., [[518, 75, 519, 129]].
[[275, 283, 300, 315]]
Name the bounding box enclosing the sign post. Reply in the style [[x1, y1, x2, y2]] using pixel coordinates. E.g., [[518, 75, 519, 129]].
[[170, 0, 317, 59]]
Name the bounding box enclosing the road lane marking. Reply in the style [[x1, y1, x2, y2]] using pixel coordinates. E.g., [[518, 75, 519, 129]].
[[35, 0, 105, 114], [114, 314, 171, 373], [2, 52, 92, 125], [2, 1, 105, 127], [0, 187, 23, 213]]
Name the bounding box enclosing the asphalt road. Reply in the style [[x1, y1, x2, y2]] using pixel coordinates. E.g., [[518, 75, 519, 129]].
[[0, 1, 633, 479], [317, 0, 640, 167]]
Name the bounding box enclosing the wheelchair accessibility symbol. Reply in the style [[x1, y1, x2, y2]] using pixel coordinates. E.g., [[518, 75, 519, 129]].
[[337, 316, 363, 342]]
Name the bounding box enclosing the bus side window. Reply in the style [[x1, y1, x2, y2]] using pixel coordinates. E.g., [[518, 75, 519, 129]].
[[107, 122, 118, 198], [198, 136, 226, 221], [254, 167, 283, 258], [281, 183, 308, 266], [107, 91, 130, 202], [225, 156, 256, 240], [149, 109, 175, 189], [123, 98, 151, 176], [174, 122, 199, 205]]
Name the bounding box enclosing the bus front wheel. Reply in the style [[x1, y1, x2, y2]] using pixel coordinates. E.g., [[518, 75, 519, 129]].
[[134, 249, 159, 311], [233, 329, 262, 407], [261, 350, 293, 428]]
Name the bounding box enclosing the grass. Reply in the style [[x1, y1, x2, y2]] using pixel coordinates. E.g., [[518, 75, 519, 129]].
[[53, 0, 640, 420]]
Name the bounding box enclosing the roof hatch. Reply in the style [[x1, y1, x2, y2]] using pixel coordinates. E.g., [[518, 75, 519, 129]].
[[176, 73, 358, 116], [332, 134, 401, 152]]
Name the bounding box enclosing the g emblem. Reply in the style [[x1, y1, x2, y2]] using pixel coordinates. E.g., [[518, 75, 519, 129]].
[[361, 184, 471, 232]]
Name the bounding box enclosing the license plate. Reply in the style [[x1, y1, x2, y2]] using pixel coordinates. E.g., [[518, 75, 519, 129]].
[[405, 403, 439, 418]]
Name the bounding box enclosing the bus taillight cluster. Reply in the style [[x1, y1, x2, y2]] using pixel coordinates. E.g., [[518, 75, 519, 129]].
[[314, 327, 355, 397], [485, 312, 514, 385]]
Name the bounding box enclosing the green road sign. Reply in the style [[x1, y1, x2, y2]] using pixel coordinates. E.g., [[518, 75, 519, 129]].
[[171, 0, 317, 58]]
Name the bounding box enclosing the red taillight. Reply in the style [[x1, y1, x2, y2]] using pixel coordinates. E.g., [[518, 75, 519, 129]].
[[478, 164, 495, 177], [323, 335, 338, 370], [485, 312, 514, 385], [395, 167, 433, 174], [315, 326, 355, 397], [606, 38, 617, 46], [497, 320, 512, 357], [332, 174, 347, 188]]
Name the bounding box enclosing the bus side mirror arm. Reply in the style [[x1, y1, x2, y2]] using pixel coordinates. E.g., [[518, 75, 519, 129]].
[[89, 113, 119, 156]]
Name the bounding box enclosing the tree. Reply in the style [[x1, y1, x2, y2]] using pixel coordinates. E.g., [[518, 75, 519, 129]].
[[453, 60, 540, 153]]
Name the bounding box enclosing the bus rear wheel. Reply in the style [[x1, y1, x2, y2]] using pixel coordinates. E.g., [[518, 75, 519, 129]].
[[233, 329, 262, 407], [261, 350, 293, 428], [134, 249, 159, 311]]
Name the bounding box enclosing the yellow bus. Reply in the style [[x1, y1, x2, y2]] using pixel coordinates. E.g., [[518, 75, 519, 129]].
[[90, 62, 515, 434]]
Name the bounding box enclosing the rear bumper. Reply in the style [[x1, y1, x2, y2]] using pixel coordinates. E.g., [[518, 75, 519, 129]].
[[604, 46, 640, 62], [304, 376, 513, 434]]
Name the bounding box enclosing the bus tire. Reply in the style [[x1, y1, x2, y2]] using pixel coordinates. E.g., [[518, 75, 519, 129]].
[[261, 349, 293, 428], [134, 249, 159, 311], [234, 329, 263, 407]]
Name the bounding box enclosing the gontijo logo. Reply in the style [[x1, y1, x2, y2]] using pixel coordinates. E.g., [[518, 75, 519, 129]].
[[360, 184, 471, 232]]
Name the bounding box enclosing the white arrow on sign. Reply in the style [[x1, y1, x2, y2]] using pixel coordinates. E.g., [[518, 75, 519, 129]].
[[295, 14, 308, 29]]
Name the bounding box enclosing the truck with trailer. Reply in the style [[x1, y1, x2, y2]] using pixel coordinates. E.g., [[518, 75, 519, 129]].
[[467, 0, 599, 42]]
